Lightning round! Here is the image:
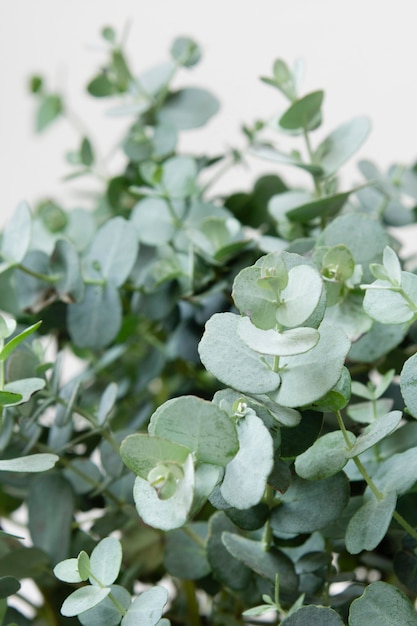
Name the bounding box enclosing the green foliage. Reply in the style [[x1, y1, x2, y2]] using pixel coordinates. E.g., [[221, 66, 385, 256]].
[[3, 25, 417, 625]]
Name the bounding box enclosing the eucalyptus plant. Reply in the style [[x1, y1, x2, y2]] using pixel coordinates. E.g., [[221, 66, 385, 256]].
[[2, 25, 417, 626]]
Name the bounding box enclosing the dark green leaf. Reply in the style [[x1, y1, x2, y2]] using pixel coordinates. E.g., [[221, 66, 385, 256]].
[[0, 577, 21, 599], [28, 472, 74, 563], [279, 91, 324, 132], [271, 473, 350, 534], [207, 512, 252, 590], [67, 283, 122, 349], [222, 533, 298, 594], [164, 522, 210, 579], [80, 137, 94, 167], [349, 581, 417, 625]]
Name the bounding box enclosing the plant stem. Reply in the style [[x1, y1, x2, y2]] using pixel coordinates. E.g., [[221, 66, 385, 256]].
[[182, 580, 202, 626], [336, 411, 417, 541]]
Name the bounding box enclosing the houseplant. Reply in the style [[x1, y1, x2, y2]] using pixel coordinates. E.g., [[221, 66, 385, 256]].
[[2, 25, 417, 625]]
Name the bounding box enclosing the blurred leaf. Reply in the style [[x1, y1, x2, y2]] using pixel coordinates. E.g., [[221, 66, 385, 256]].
[[158, 87, 220, 130], [0, 454, 58, 473], [279, 90, 324, 132], [36, 94, 63, 132]]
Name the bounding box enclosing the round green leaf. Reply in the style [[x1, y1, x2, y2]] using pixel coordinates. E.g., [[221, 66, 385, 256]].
[[121, 586, 168, 626], [158, 87, 220, 130], [79, 585, 131, 626], [67, 283, 122, 349], [314, 116, 371, 177], [295, 431, 356, 480], [279, 91, 324, 131], [271, 473, 349, 534], [89, 537, 122, 586], [0, 576, 21, 599], [271, 323, 351, 407], [221, 533, 298, 594], [53, 558, 83, 584], [275, 264, 323, 327], [171, 37, 201, 67], [131, 198, 175, 245], [161, 155, 198, 198], [61, 586, 111, 617], [349, 581, 417, 625], [133, 454, 195, 530], [84, 217, 138, 287], [363, 272, 417, 324], [345, 490, 397, 554], [149, 396, 238, 466], [198, 312, 281, 394], [120, 433, 190, 479]]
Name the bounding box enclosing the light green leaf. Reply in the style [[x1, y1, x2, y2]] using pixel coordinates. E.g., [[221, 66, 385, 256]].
[[61, 586, 111, 617], [161, 156, 198, 199], [198, 312, 281, 394], [0, 390, 22, 407], [401, 353, 417, 418], [2, 377, 45, 407], [271, 473, 349, 534], [79, 585, 131, 626], [232, 266, 280, 330], [295, 431, 356, 480], [133, 455, 194, 530], [271, 323, 351, 407], [131, 198, 175, 245], [67, 283, 122, 349], [171, 37, 201, 67], [279, 91, 324, 131], [149, 396, 238, 466], [98, 383, 118, 425], [269, 191, 313, 223], [349, 321, 408, 363], [363, 272, 417, 324], [237, 317, 319, 356], [77, 552, 91, 581], [275, 264, 323, 327], [36, 94, 63, 132], [314, 116, 371, 177], [89, 537, 122, 586], [345, 490, 397, 554], [0, 321, 42, 361], [371, 447, 417, 496], [85, 217, 138, 286], [53, 558, 83, 584], [158, 87, 219, 130], [221, 533, 298, 594], [317, 214, 389, 282], [382, 246, 402, 284], [220, 412, 273, 509], [347, 411, 402, 457], [120, 434, 190, 479], [0, 316, 16, 339], [121, 586, 168, 626], [0, 453, 58, 473], [349, 581, 417, 625], [1, 202, 32, 264]]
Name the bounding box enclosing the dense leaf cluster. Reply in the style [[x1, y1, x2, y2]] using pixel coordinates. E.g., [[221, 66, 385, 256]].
[[2, 26, 417, 625]]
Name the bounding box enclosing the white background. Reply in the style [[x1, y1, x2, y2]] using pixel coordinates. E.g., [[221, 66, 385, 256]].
[[1, 0, 417, 227]]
